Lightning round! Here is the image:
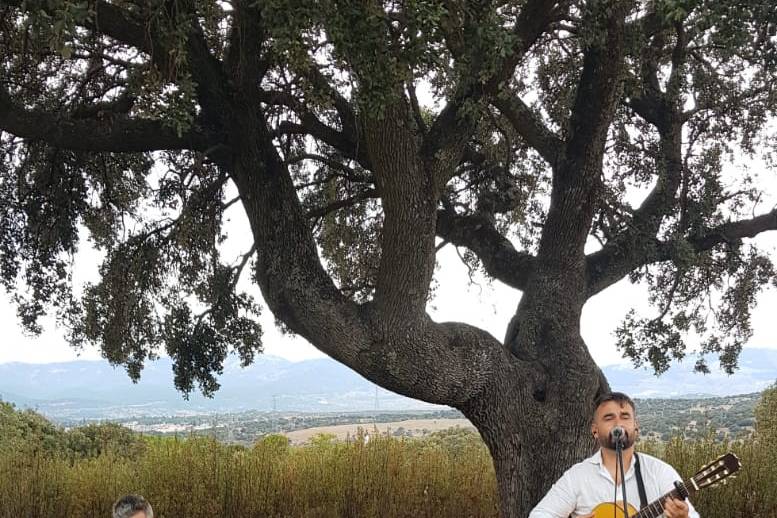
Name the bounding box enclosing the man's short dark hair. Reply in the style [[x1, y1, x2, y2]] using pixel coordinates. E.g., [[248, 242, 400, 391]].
[[593, 392, 635, 415], [112, 494, 153, 518]]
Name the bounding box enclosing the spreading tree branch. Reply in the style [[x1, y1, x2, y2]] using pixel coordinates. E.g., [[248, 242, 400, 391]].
[[0, 86, 209, 152], [305, 188, 377, 220], [424, 0, 561, 182], [436, 209, 535, 291], [588, 20, 691, 296], [491, 95, 563, 165], [278, 115, 373, 170], [536, 1, 627, 267], [588, 209, 777, 294]]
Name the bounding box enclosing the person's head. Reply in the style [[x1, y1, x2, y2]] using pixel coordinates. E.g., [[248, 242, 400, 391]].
[[590, 392, 638, 450], [112, 494, 153, 518]]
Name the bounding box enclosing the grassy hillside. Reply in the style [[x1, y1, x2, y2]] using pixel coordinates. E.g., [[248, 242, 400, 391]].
[[1, 388, 775, 517], [636, 393, 760, 440]]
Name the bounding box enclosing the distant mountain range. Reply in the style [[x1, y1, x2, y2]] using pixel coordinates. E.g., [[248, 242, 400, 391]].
[[1, 348, 774, 421], [604, 347, 777, 398]]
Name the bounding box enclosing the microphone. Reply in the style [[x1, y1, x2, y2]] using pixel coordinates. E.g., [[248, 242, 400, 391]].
[[610, 426, 627, 447]]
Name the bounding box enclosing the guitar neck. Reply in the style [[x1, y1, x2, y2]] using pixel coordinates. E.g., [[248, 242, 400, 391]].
[[634, 481, 693, 518], [631, 451, 740, 517]]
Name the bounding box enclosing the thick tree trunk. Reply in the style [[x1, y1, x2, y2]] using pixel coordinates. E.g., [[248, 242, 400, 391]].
[[464, 336, 606, 518], [479, 408, 594, 516], [462, 260, 609, 517], [506, 406, 597, 517]]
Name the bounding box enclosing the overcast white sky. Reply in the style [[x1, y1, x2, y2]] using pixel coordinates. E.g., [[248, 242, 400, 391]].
[[1, 213, 775, 367]]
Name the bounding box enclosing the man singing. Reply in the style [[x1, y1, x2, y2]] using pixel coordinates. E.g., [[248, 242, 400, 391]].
[[529, 392, 699, 518]]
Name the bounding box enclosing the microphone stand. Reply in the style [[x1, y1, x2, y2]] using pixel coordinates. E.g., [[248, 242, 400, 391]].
[[614, 433, 629, 518]]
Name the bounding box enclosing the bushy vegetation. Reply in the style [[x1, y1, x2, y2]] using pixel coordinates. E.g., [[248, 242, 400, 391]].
[[0, 424, 496, 518], [1, 388, 776, 517], [0, 401, 146, 461]]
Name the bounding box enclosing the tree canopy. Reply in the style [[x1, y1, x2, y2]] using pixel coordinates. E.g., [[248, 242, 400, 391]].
[[1, 0, 776, 390], [3, 1, 777, 515]]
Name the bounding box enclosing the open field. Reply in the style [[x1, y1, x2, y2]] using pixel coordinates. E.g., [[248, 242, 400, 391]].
[[283, 417, 475, 444]]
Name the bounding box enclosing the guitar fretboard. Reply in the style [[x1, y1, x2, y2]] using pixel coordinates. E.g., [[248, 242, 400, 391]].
[[634, 484, 688, 518]]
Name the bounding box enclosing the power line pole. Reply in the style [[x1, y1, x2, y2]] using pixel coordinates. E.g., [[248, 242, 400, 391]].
[[272, 394, 278, 434], [374, 386, 379, 424]]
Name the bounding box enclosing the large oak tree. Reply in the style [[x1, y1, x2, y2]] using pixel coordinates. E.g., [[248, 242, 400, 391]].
[[1, 1, 776, 515]]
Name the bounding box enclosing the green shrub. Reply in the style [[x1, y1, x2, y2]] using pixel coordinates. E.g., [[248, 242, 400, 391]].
[[1, 399, 776, 517]]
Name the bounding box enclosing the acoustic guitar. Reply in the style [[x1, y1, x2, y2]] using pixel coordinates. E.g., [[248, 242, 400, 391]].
[[588, 452, 740, 518]]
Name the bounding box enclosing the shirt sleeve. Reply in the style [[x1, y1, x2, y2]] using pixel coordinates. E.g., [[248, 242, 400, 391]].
[[528, 469, 578, 518], [655, 463, 701, 518]]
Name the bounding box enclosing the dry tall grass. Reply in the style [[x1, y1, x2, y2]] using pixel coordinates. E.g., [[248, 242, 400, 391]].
[[3, 386, 777, 518], [2, 428, 776, 517], [0, 429, 498, 518]]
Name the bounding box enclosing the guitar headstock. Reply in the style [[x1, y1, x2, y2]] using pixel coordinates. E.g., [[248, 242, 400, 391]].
[[690, 452, 741, 490]]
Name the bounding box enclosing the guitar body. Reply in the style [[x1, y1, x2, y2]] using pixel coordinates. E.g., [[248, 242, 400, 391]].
[[589, 501, 639, 518], [579, 453, 741, 518]]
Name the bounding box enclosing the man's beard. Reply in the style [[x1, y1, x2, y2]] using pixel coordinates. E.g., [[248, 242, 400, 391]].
[[597, 430, 636, 450]]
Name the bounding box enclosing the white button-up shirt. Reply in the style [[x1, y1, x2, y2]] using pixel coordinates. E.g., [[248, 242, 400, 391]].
[[529, 450, 700, 518]]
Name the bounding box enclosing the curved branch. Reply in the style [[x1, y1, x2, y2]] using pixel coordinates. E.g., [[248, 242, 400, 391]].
[[436, 209, 535, 291], [231, 244, 258, 291], [231, 111, 501, 409], [586, 118, 683, 295], [0, 87, 209, 152], [8, 0, 230, 136], [491, 95, 563, 165], [424, 0, 562, 183], [589, 22, 691, 296], [305, 188, 377, 219], [684, 210, 777, 252], [537, 2, 627, 268], [278, 115, 372, 170], [588, 209, 777, 295], [3, 0, 164, 67], [287, 153, 371, 185], [259, 67, 363, 172]]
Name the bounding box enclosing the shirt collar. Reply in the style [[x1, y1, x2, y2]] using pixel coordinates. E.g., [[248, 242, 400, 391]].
[[587, 449, 604, 465], [588, 449, 636, 478]]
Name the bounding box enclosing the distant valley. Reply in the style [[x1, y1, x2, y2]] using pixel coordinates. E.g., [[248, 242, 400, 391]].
[[83, 392, 766, 445], [0, 347, 774, 422]]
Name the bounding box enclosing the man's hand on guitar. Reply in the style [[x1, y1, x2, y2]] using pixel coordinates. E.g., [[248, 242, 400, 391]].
[[663, 496, 690, 518]]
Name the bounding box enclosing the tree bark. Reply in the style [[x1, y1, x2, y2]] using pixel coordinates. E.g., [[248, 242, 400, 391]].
[[462, 284, 608, 517]]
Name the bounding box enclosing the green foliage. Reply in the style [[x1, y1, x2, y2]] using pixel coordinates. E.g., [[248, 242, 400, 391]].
[[319, 194, 382, 301], [0, 400, 145, 460], [755, 382, 777, 442], [634, 393, 760, 441], [600, 0, 777, 373], [0, 400, 66, 455], [617, 246, 776, 374], [0, 1, 262, 397], [64, 422, 147, 460], [2, 403, 777, 517], [24, 0, 92, 58], [640, 434, 777, 516], [255, 433, 290, 457], [1, 0, 776, 395], [0, 425, 498, 517]]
